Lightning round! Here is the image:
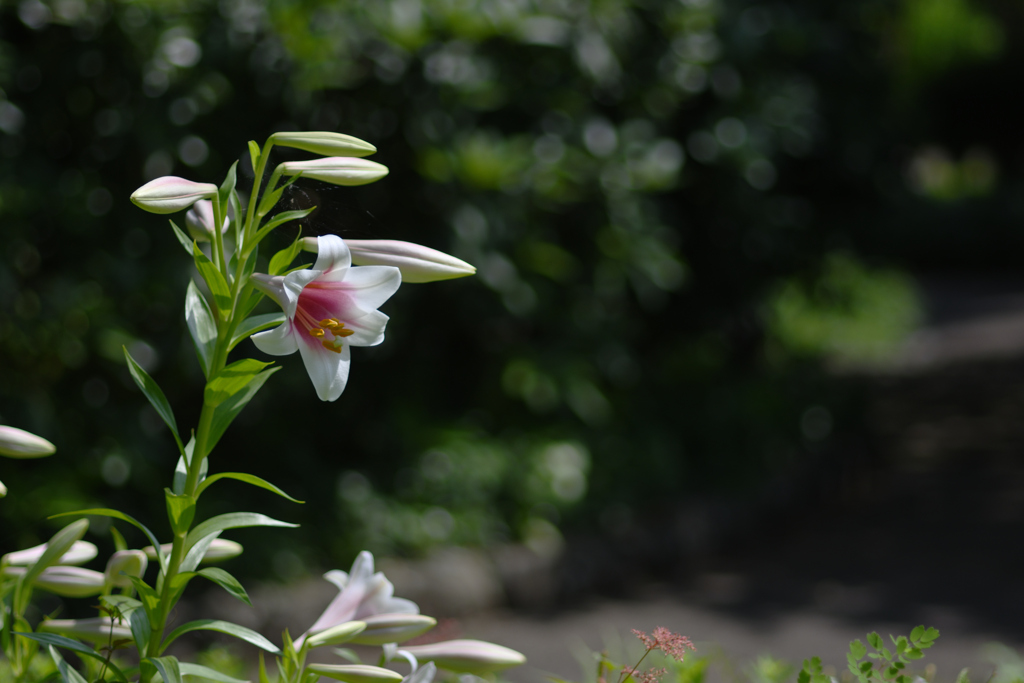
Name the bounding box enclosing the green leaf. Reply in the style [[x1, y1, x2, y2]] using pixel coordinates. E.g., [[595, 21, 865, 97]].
[[859, 662, 873, 673], [229, 312, 287, 351], [170, 220, 194, 256], [185, 512, 297, 553], [19, 632, 128, 682], [798, 669, 811, 683], [193, 241, 232, 318], [148, 655, 183, 683], [881, 648, 892, 660], [252, 208, 314, 246], [50, 508, 166, 573], [128, 575, 161, 615], [219, 161, 238, 206], [248, 141, 261, 173], [165, 489, 196, 534], [130, 605, 151, 653], [172, 437, 202, 495], [180, 531, 221, 572], [206, 366, 281, 451], [196, 472, 304, 503], [867, 632, 882, 650], [197, 567, 252, 606], [180, 662, 250, 683], [110, 525, 128, 552], [850, 639, 867, 660], [124, 347, 184, 454], [954, 668, 970, 683], [259, 653, 272, 683], [910, 626, 924, 642], [49, 644, 90, 683], [256, 182, 287, 218], [922, 627, 940, 644], [185, 281, 217, 378], [904, 649, 924, 661], [205, 359, 274, 408], [161, 619, 280, 654], [269, 235, 304, 276]]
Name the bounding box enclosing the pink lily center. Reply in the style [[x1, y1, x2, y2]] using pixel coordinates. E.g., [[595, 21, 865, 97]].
[[295, 283, 358, 355]]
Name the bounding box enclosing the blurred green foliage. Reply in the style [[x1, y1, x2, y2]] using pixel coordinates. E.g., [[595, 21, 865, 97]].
[[1, 0, 1021, 577]]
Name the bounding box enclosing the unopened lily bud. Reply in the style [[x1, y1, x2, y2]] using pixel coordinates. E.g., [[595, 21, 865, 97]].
[[39, 617, 132, 643], [305, 620, 367, 649], [279, 157, 388, 186], [143, 538, 242, 563], [21, 519, 90, 586], [104, 549, 148, 588], [350, 614, 437, 646], [0, 479, 6, 497], [185, 199, 230, 242], [348, 240, 475, 283], [271, 131, 377, 158], [5, 565, 106, 597], [0, 425, 56, 458], [401, 640, 527, 674], [305, 664, 405, 683], [130, 176, 218, 215], [3, 540, 98, 567]]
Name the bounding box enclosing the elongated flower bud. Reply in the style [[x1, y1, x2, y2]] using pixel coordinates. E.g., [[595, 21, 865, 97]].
[[300, 237, 475, 283], [142, 538, 242, 563], [271, 131, 377, 158], [401, 640, 527, 674], [130, 176, 218, 214], [0, 479, 6, 497], [279, 157, 388, 186], [39, 617, 132, 643], [350, 614, 437, 646], [104, 549, 148, 588], [185, 199, 230, 242], [22, 519, 90, 586], [2, 540, 97, 567], [306, 620, 367, 649], [305, 664, 405, 683], [0, 425, 55, 458], [5, 565, 106, 597]]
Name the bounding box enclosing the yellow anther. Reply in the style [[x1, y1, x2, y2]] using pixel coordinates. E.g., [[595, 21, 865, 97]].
[[336, 328, 355, 337], [309, 328, 325, 338], [321, 340, 343, 354], [320, 318, 341, 329]]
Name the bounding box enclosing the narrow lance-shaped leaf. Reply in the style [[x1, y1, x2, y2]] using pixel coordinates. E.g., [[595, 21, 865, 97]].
[[169, 220, 194, 256], [248, 141, 261, 174], [50, 509, 166, 573], [193, 241, 232, 318], [49, 644, 90, 683], [197, 567, 252, 606], [269, 235, 304, 276], [124, 347, 184, 454], [17, 634, 129, 683], [252, 208, 315, 247], [229, 312, 286, 351], [165, 489, 196, 534], [206, 366, 281, 452], [147, 656, 183, 683], [185, 281, 217, 378], [204, 359, 274, 408], [161, 619, 281, 654], [184, 512, 297, 553], [180, 663, 249, 683], [196, 472, 303, 503]]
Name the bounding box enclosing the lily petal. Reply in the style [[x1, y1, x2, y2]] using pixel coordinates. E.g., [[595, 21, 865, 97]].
[[297, 336, 351, 402], [252, 319, 299, 356]]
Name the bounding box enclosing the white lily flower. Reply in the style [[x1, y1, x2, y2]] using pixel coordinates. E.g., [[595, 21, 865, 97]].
[[3, 565, 106, 597], [38, 617, 132, 643], [400, 640, 527, 674], [294, 550, 418, 649], [141, 538, 242, 562], [185, 199, 231, 242], [350, 614, 437, 646], [104, 549, 148, 588], [2, 540, 98, 567], [130, 176, 218, 214], [279, 157, 389, 186], [301, 237, 476, 284], [250, 235, 401, 402], [271, 131, 377, 158], [0, 425, 55, 458]]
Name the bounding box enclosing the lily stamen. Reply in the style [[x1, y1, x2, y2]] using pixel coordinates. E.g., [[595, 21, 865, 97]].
[[310, 329, 325, 338]]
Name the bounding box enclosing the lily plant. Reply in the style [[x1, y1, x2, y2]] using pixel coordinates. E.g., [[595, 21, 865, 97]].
[[1, 130, 490, 683]]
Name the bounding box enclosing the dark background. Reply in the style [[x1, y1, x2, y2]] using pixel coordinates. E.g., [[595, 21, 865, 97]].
[[1, 0, 1022, 599]]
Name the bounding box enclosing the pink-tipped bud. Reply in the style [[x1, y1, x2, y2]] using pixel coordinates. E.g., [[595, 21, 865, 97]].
[[185, 199, 231, 242], [401, 640, 527, 674], [305, 664, 405, 683], [130, 176, 218, 214], [2, 540, 97, 567], [38, 617, 132, 643], [305, 620, 367, 649], [4, 565, 106, 597], [271, 131, 377, 158], [350, 614, 438, 645], [104, 549, 148, 588], [0, 425, 55, 458], [300, 238, 475, 283], [279, 157, 388, 186]]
